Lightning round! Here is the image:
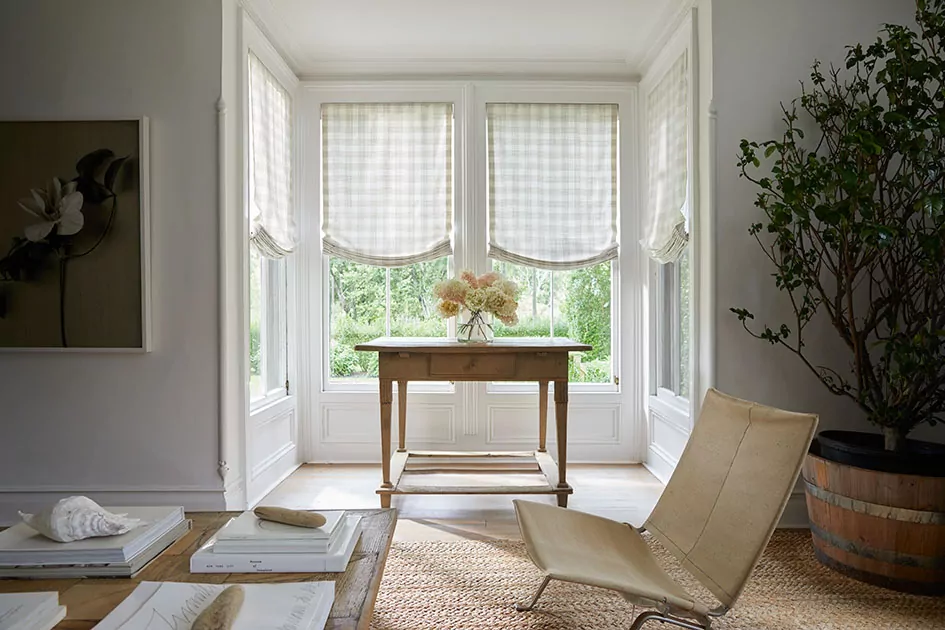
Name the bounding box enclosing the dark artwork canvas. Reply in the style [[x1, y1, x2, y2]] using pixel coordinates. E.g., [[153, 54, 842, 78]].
[[0, 119, 149, 350]]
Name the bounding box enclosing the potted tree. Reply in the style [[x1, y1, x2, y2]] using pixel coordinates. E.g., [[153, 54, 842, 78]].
[[733, 0, 945, 593]]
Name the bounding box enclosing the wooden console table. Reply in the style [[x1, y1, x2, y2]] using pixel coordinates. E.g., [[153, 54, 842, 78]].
[[354, 337, 591, 508]]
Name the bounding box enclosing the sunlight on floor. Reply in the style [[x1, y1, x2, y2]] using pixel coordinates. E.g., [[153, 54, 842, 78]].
[[262, 464, 664, 542]]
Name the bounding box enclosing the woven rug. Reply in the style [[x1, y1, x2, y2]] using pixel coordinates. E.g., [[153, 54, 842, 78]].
[[371, 530, 945, 630]]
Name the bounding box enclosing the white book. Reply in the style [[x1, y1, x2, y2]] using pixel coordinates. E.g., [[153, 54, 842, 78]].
[[0, 593, 66, 630], [216, 510, 345, 541], [91, 581, 333, 630], [0, 507, 184, 565], [190, 516, 362, 574], [0, 519, 191, 579]]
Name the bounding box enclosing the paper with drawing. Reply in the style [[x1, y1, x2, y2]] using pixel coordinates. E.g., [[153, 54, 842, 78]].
[[92, 581, 334, 630]]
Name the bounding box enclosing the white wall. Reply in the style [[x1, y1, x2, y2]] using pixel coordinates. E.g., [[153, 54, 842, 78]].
[[0, 0, 227, 521], [712, 0, 939, 524]]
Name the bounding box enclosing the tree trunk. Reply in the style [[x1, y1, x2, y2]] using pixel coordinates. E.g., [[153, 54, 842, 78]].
[[883, 426, 906, 452]]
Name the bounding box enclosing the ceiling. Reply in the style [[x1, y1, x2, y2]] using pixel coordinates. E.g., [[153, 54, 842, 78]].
[[243, 0, 688, 78]]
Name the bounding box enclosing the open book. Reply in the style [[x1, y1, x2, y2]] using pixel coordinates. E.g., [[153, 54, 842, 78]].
[[92, 582, 334, 630]]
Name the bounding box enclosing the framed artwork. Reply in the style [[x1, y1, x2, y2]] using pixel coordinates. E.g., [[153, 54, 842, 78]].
[[0, 118, 151, 351]]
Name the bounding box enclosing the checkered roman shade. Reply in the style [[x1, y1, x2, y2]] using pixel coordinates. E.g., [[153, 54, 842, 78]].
[[321, 103, 453, 267], [487, 103, 618, 271], [641, 52, 689, 264], [249, 52, 296, 259]]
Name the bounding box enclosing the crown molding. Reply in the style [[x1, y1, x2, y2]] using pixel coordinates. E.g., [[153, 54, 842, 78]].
[[297, 58, 639, 82], [636, 0, 698, 73]]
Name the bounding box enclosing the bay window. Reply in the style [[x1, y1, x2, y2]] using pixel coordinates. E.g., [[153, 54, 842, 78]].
[[313, 87, 624, 394]]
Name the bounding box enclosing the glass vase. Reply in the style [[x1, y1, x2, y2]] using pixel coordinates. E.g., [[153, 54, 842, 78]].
[[457, 310, 494, 343]]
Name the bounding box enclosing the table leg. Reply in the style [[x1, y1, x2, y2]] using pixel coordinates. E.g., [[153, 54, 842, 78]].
[[555, 380, 569, 507], [380, 378, 393, 508], [538, 381, 549, 453], [397, 380, 408, 453]]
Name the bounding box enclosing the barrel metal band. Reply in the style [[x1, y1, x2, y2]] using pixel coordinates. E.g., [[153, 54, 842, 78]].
[[809, 522, 945, 570], [803, 478, 945, 525]]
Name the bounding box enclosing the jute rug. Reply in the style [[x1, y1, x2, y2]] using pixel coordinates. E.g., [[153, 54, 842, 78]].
[[371, 530, 945, 630]]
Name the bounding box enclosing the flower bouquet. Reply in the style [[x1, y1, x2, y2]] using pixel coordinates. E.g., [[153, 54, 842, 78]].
[[434, 270, 520, 342]]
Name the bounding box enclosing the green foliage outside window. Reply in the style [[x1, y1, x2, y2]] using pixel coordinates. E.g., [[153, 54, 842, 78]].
[[328, 256, 614, 384]]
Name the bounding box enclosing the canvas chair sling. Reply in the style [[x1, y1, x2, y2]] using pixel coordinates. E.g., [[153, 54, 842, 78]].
[[512, 388, 818, 629]]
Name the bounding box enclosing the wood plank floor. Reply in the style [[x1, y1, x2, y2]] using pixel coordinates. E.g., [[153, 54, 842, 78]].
[[262, 464, 664, 542]]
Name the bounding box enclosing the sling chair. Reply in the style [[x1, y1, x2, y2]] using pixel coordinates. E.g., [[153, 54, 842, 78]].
[[513, 388, 818, 629]]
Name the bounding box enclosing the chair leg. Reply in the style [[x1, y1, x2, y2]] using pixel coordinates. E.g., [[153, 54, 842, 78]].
[[629, 610, 709, 630], [513, 576, 552, 612]]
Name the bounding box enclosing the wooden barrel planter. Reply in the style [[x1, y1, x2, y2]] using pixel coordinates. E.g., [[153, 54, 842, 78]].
[[803, 451, 945, 594]]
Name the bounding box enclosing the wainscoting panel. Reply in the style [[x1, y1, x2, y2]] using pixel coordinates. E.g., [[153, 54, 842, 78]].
[[247, 397, 300, 506], [403, 404, 456, 444]]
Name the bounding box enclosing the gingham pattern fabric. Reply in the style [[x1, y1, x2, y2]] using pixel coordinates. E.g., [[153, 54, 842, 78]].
[[641, 52, 689, 264], [487, 103, 618, 271], [249, 52, 296, 259], [321, 103, 453, 267]]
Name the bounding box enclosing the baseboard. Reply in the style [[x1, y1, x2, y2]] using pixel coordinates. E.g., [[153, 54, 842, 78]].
[[644, 443, 677, 485], [778, 490, 810, 528], [0, 486, 226, 526]]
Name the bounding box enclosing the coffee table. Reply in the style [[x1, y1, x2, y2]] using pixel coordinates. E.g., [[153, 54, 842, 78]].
[[0, 509, 397, 630]]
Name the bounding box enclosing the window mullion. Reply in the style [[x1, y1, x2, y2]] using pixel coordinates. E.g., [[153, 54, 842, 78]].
[[385, 267, 392, 337]]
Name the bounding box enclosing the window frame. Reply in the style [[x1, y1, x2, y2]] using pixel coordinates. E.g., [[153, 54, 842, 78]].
[[654, 254, 690, 406], [244, 22, 299, 414], [250, 251, 289, 408]]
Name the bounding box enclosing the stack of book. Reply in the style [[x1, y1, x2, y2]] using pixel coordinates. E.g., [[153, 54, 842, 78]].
[[0, 507, 189, 578], [190, 510, 362, 573], [0, 592, 66, 630], [92, 581, 334, 630]]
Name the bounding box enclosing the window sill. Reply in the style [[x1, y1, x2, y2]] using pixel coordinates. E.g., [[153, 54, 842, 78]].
[[323, 381, 454, 395], [649, 388, 691, 433], [250, 391, 293, 415]]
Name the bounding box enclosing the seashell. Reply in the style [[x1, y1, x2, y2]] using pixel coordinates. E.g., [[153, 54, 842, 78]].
[[18, 496, 142, 543], [254, 506, 327, 528], [193, 585, 245, 630]]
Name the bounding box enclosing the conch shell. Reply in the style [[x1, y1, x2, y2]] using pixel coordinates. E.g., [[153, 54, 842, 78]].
[[19, 496, 142, 543]]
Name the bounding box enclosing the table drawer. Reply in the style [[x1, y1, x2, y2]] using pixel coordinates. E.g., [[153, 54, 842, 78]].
[[429, 354, 517, 378]]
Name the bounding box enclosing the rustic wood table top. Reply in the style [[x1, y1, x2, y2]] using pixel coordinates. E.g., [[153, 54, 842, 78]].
[[0, 509, 397, 630]]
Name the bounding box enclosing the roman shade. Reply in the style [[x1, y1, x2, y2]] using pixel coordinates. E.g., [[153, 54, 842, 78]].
[[321, 103, 453, 267], [248, 52, 296, 259], [641, 52, 689, 264], [487, 103, 618, 271]]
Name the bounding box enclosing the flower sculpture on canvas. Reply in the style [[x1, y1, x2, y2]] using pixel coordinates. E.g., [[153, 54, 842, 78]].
[[434, 270, 520, 342]]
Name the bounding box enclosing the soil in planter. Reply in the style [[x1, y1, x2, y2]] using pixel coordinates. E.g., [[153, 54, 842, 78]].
[[817, 430, 945, 477]]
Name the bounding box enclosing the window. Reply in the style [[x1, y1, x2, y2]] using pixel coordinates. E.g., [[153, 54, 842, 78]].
[[492, 261, 612, 384], [643, 49, 691, 405], [250, 245, 288, 402], [328, 257, 448, 381], [486, 102, 619, 387], [657, 249, 690, 400], [247, 50, 295, 407]]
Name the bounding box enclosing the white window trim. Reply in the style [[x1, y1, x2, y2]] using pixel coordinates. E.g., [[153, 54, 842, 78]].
[[244, 18, 299, 414]]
